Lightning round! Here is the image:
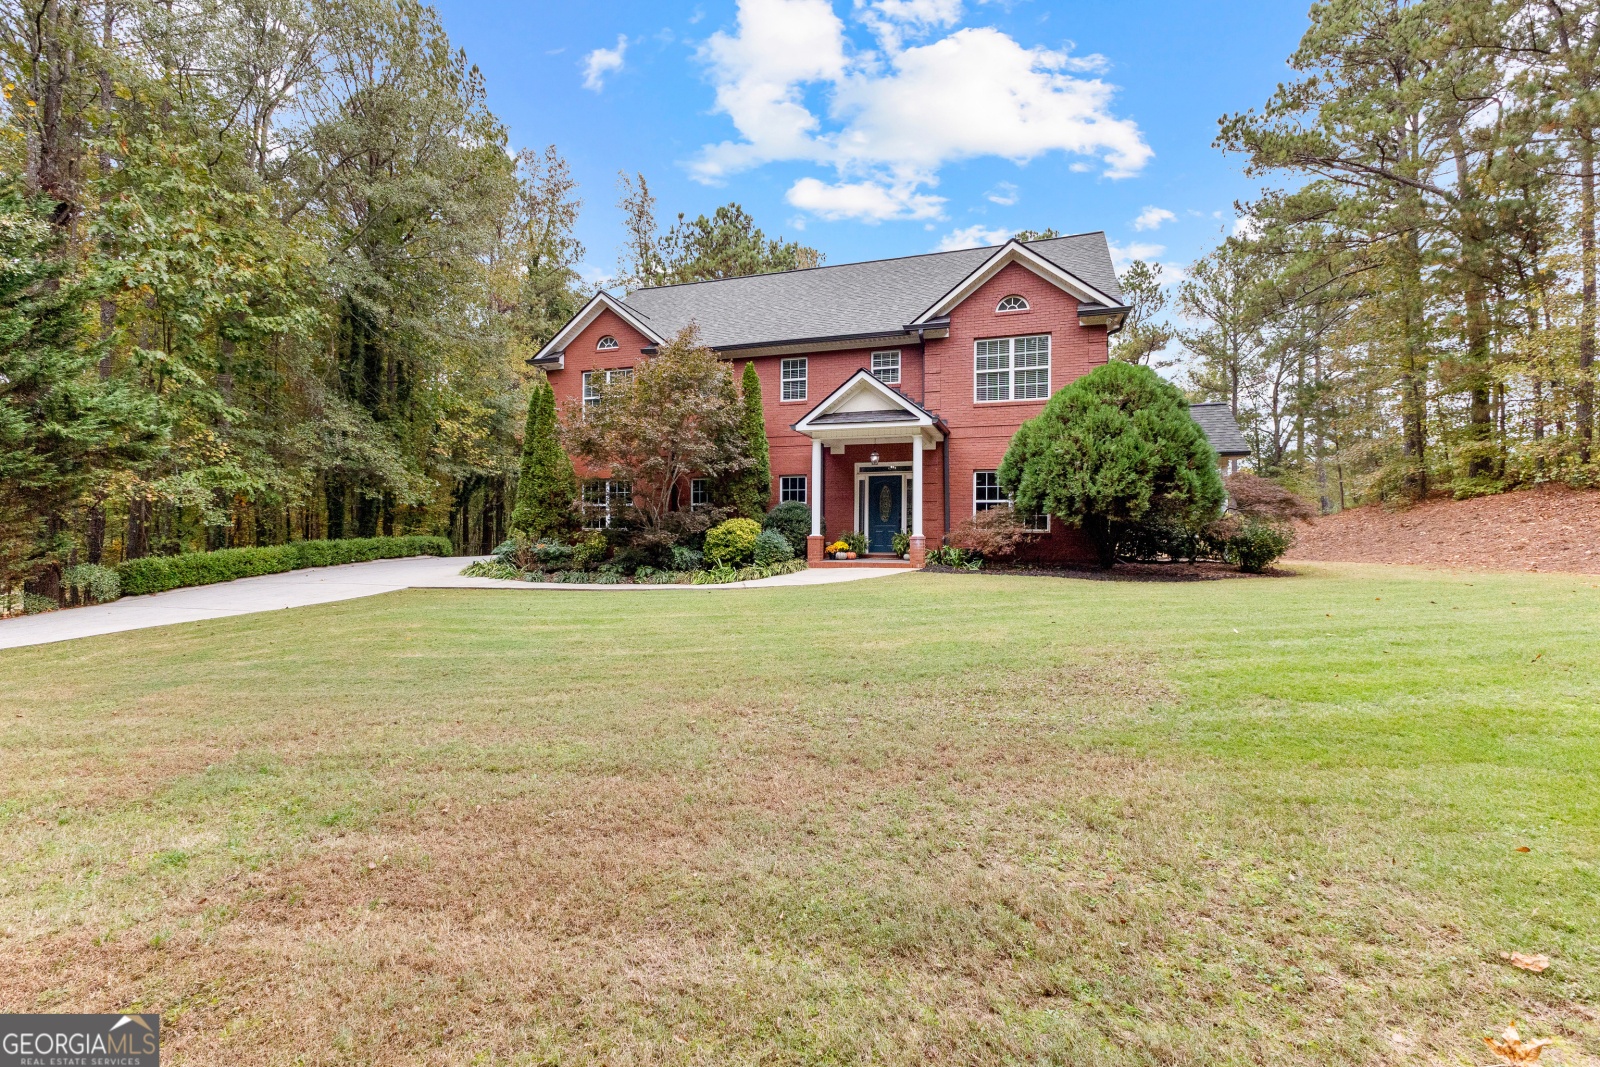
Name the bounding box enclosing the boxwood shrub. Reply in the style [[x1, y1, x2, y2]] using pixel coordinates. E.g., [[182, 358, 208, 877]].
[[117, 535, 453, 596]]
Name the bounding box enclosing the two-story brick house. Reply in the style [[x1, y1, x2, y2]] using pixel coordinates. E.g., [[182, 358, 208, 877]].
[[530, 233, 1247, 567]]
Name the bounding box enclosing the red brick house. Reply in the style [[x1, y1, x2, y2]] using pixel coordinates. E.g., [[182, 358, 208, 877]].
[[530, 233, 1247, 567]]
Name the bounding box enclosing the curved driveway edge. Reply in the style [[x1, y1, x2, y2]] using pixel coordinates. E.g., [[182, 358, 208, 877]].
[[0, 556, 909, 651]]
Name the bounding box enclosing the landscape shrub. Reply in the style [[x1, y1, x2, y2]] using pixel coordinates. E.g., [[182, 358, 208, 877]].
[[762, 500, 813, 555], [670, 545, 704, 571], [926, 545, 981, 570], [491, 538, 521, 565], [841, 530, 868, 555], [61, 563, 121, 604], [947, 507, 1030, 560], [1222, 517, 1293, 573], [461, 560, 519, 580], [532, 540, 575, 572], [22, 593, 58, 614], [999, 361, 1225, 568], [751, 528, 794, 566], [891, 531, 911, 557], [704, 517, 761, 566], [1120, 507, 1207, 562], [693, 564, 740, 585], [117, 536, 453, 595], [570, 532, 609, 571], [1225, 472, 1317, 522]]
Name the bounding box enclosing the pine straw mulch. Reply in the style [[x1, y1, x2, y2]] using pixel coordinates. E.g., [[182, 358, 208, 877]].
[[1289, 482, 1600, 574], [925, 560, 1292, 582]]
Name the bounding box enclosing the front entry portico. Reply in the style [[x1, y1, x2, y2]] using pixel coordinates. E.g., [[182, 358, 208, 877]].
[[792, 370, 945, 567]]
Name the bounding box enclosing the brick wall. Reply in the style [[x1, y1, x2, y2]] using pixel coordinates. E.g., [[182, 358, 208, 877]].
[[545, 264, 1111, 562]]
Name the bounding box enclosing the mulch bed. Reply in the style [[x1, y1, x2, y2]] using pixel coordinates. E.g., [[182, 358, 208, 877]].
[[925, 560, 1289, 582], [1290, 482, 1600, 573]]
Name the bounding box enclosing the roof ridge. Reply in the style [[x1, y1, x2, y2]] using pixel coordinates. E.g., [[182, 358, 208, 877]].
[[625, 231, 1110, 298]]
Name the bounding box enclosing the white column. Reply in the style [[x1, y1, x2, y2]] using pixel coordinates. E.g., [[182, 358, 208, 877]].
[[910, 433, 924, 537], [811, 437, 824, 536]]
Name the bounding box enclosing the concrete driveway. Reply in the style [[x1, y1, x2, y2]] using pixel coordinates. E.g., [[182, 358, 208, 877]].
[[0, 555, 909, 650]]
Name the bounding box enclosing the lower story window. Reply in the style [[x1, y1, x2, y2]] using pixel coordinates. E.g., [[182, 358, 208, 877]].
[[973, 471, 1048, 532], [690, 478, 709, 509], [583, 479, 632, 529], [780, 475, 807, 503]]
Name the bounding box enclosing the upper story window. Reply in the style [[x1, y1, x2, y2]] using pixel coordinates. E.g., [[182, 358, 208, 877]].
[[582, 367, 633, 407], [975, 334, 1050, 402], [870, 350, 901, 385], [781, 357, 808, 401], [596, 335, 620, 350], [996, 294, 1030, 313]]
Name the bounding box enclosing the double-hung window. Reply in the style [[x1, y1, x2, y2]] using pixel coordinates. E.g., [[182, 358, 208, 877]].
[[781, 358, 808, 401], [974, 334, 1050, 402], [690, 478, 709, 509], [870, 350, 901, 385], [779, 475, 807, 503], [582, 368, 633, 407], [973, 471, 1048, 532], [582, 479, 632, 529]]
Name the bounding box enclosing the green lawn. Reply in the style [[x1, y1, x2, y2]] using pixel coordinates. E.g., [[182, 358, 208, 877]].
[[1, 564, 1597, 1065]]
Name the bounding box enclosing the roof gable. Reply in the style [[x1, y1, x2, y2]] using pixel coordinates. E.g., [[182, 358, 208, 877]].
[[533, 291, 664, 362], [911, 240, 1120, 324], [793, 370, 942, 440]]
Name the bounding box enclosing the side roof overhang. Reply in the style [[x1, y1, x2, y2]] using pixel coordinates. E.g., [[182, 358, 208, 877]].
[[911, 239, 1126, 329], [792, 369, 945, 445], [528, 291, 665, 369]]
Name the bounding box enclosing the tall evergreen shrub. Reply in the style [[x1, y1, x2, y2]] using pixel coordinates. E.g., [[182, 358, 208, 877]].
[[724, 362, 771, 519], [509, 373, 578, 538]]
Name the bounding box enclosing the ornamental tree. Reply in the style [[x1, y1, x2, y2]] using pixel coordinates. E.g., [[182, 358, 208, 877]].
[[561, 326, 749, 536], [509, 372, 578, 538], [998, 361, 1225, 568]]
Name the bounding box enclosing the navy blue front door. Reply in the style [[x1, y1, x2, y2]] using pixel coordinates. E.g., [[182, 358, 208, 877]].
[[866, 475, 903, 554]]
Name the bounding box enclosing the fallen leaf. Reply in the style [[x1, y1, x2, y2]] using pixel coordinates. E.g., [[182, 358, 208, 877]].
[[1484, 1023, 1553, 1064], [366, 862, 376, 871], [1515, 846, 1531, 853], [1531, 653, 1543, 662], [1499, 951, 1550, 973]]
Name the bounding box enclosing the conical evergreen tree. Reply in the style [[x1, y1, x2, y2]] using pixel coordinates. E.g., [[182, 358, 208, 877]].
[[509, 372, 578, 538], [727, 361, 771, 518]]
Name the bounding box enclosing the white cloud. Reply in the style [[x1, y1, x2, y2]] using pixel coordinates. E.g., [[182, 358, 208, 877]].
[[692, 0, 1151, 218], [1132, 205, 1175, 231], [582, 36, 628, 92], [786, 177, 945, 221], [857, 0, 963, 49], [937, 224, 1010, 250], [1232, 214, 1261, 239], [986, 181, 1018, 206], [1108, 240, 1165, 268]]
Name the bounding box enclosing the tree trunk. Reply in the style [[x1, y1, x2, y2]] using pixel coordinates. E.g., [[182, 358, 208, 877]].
[[1579, 134, 1596, 460]]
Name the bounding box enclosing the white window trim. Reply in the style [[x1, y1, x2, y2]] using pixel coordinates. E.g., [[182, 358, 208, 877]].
[[996, 294, 1030, 313], [583, 478, 631, 529], [690, 478, 709, 510], [582, 367, 632, 407], [779, 475, 807, 503], [974, 334, 1050, 404], [596, 334, 620, 350], [973, 470, 1049, 532], [780, 357, 808, 402], [870, 350, 901, 385]]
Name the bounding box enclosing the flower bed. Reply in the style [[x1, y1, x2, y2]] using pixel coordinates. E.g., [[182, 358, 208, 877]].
[[459, 558, 807, 585]]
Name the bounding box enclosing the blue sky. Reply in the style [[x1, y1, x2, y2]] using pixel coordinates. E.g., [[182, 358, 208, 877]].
[[432, 0, 1310, 287]]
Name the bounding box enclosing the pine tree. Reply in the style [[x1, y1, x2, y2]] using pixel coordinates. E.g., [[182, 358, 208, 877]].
[[509, 373, 577, 539], [727, 361, 771, 519]]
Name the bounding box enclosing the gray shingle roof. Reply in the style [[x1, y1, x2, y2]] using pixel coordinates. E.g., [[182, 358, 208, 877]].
[[620, 233, 1124, 351], [1189, 402, 1250, 456]]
